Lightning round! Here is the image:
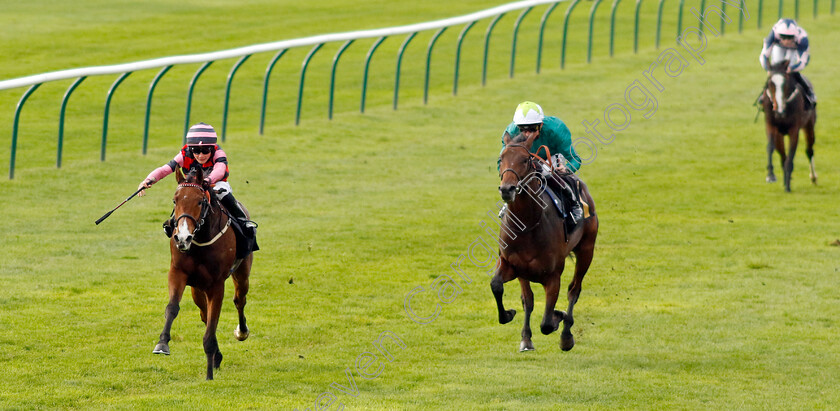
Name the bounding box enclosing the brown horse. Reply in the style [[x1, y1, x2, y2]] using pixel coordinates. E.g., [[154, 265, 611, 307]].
[[492, 131, 599, 352], [152, 167, 253, 380], [762, 60, 817, 192]]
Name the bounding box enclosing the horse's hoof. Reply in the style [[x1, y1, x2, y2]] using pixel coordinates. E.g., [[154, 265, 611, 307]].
[[152, 343, 170, 355], [560, 332, 575, 351], [499, 309, 516, 324], [811, 176, 817, 185], [766, 175, 776, 183], [234, 325, 249, 341], [519, 340, 535, 352]]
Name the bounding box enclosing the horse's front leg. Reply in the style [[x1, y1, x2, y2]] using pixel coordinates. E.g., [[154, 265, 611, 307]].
[[518, 279, 535, 352], [490, 258, 517, 324], [153, 271, 187, 355], [765, 128, 778, 183], [203, 283, 226, 380], [784, 127, 800, 192], [539, 276, 564, 336]]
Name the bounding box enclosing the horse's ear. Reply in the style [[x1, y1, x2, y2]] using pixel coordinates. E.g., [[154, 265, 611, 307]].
[[175, 168, 186, 184], [194, 166, 204, 184], [503, 131, 512, 146], [524, 131, 538, 149]]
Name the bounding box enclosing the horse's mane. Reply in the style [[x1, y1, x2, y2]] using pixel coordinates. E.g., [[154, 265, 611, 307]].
[[182, 168, 220, 208]]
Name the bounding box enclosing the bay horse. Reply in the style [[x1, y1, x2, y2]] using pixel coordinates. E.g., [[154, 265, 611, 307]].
[[492, 131, 599, 352], [762, 60, 817, 192], [152, 167, 253, 380]]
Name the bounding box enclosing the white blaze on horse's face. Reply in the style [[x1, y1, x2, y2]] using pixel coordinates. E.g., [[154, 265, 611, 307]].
[[173, 191, 199, 251], [771, 73, 786, 114]]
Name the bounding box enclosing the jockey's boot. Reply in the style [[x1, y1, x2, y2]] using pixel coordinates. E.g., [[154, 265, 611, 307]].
[[792, 72, 817, 109], [558, 178, 583, 226], [220, 194, 257, 237]]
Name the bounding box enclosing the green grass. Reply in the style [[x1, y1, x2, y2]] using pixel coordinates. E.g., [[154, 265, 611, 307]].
[[1, 1, 840, 409]]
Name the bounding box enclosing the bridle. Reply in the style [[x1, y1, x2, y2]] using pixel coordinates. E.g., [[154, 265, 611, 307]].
[[499, 144, 552, 193], [766, 70, 801, 114], [174, 183, 211, 237]]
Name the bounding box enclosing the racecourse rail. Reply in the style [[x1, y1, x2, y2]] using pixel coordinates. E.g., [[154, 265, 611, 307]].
[[1, 0, 834, 179]]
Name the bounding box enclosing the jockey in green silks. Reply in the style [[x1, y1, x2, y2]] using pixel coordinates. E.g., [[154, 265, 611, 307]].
[[498, 101, 583, 224]]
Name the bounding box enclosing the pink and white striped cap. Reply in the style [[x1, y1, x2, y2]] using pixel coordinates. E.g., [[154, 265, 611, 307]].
[[185, 122, 218, 146]]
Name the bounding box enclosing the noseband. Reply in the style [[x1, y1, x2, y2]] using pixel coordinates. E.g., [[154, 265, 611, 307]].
[[174, 183, 211, 235]]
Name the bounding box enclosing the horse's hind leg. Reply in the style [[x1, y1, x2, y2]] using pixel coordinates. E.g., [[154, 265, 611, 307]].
[[232, 255, 252, 341], [784, 128, 800, 192], [153, 271, 187, 356], [203, 283, 225, 380], [804, 119, 816, 184], [490, 260, 517, 324], [539, 272, 564, 336], [191, 287, 208, 324], [562, 231, 597, 351], [518, 279, 535, 352]]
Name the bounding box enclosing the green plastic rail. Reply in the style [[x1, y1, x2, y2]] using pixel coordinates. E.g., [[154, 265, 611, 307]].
[[329, 40, 355, 119], [482, 13, 506, 85], [9, 84, 41, 179], [143, 66, 172, 154], [454, 21, 478, 95], [424, 27, 448, 104], [536, 3, 560, 73], [259, 49, 287, 134], [361, 37, 387, 113], [295, 43, 324, 125], [58, 76, 86, 167], [587, 0, 605, 63], [101, 72, 132, 162], [183, 62, 213, 142], [510, 7, 534, 77], [222, 55, 252, 141], [561, 0, 583, 68], [394, 32, 418, 110]]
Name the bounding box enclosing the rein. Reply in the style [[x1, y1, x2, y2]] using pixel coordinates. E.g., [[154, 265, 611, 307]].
[[499, 144, 552, 193]]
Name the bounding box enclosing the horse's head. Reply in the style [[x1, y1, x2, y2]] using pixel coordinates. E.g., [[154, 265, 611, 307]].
[[765, 61, 798, 115], [172, 167, 211, 252], [498, 131, 540, 203]]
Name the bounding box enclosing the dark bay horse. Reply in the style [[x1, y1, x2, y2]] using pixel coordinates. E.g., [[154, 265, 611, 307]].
[[492, 131, 599, 352], [152, 167, 253, 380], [762, 61, 817, 192]]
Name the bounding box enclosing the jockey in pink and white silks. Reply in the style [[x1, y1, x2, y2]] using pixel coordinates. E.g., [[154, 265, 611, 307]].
[[139, 122, 257, 238], [759, 18, 815, 108]]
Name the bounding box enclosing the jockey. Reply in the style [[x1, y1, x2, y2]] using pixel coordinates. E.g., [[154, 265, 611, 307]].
[[759, 18, 815, 108], [138, 122, 257, 237], [499, 101, 584, 225]]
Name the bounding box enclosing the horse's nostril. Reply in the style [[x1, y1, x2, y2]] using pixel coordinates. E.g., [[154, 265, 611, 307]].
[[186, 235, 193, 242]]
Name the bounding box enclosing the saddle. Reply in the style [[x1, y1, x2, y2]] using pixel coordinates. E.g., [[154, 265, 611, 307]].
[[227, 214, 260, 260], [162, 207, 259, 260], [544, 171, 589, 236]]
